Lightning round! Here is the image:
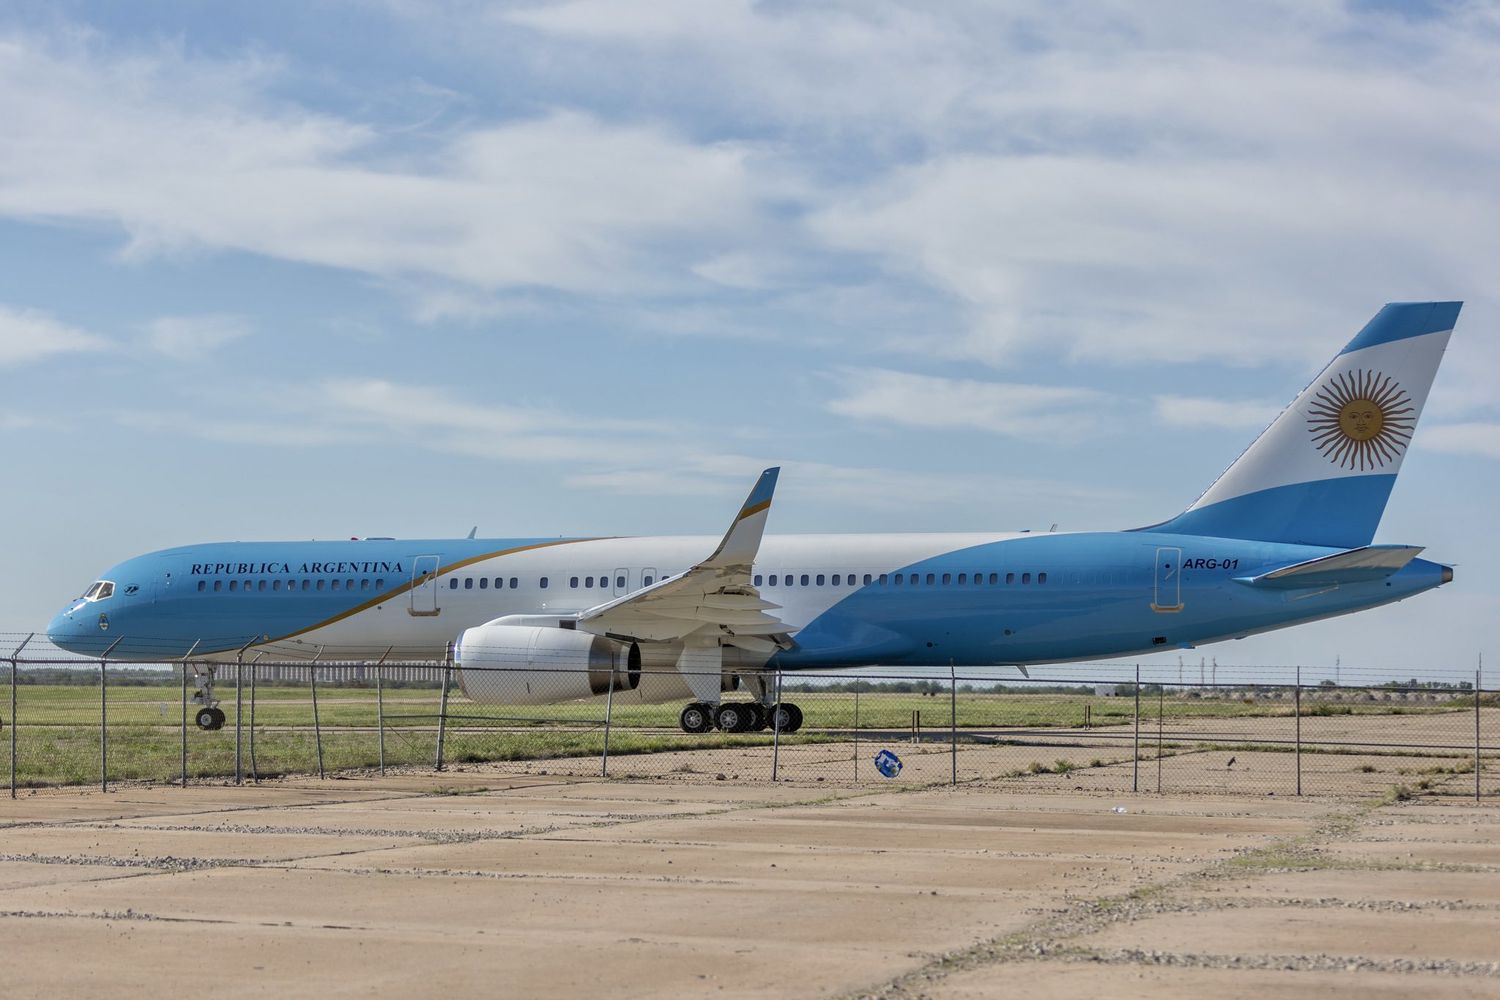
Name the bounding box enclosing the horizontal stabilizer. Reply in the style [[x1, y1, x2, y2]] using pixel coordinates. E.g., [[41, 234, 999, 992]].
[[1234, 545, 1424, 589]]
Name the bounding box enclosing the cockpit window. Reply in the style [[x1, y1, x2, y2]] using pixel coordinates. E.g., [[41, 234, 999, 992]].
[[84, 581, 115, 601]]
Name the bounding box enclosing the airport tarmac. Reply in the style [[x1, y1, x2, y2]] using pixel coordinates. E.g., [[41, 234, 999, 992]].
[[0, 766, 1497, 998]]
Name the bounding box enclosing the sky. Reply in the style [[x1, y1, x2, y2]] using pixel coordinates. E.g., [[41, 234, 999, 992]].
[[1, 1, 1496, 678]]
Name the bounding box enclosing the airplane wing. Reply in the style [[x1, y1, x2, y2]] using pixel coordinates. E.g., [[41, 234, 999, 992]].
[[574, 468, 794, 654]]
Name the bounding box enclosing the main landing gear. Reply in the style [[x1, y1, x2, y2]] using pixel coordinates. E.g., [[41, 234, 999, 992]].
[[678, 701, 803, 734], [191, 665, 226, 731]]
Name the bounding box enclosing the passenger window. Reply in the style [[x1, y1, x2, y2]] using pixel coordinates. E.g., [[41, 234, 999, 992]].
[[1038, 572, 1047, 584], [272, 580, 281, 592], [332, 579, 342, 591], [864, 574, 872, 584], [479, 578, 488, 590], [942, 573, 951, 585], [754, 575, 763, 586], [449, 578, 458, 589], [894, 574, 903, 585], [957, 573, 966, 585], [800, 574, 810, 586], [197, 580, 207, 592], [816, 574, 825, 586], [600, 576, 609, 589], [540, 577, 549, 589], [347, 579, 354, 590], [615, 576, 624, 589], [644, 576, 654, 586], [361, 579, 370, 590], [570, 577, 579, 588], [585, 576, 594, 588], [1006, 573, 1015, 585], [213, 580, 223, 592], [926, 573, 935, 585], [769, 574, 778, 586], [989, 573, 998, 585], [229, 580, 238, 592], [1022, 572, 1031, 584], [316, 580, 326, 591], [879, 574, 888, 585], [831, 574, 840, 586], [258, 580, 267, 592], [510, 577, 519, 589]]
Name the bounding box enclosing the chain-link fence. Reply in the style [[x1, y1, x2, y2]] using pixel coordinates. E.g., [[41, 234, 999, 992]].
[[2, 632, 1494, 801]]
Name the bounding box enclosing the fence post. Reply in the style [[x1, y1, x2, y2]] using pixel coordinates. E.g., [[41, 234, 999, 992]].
[[1295, 666, 1302, 797], [10, 633, 31, 800], [1132, 664, 1140, 793], [1156, 684, 1164, 794], [601, 661, 616, 778], [233, 639, 253, 786], [853, 686, 859, 783], [8, 651, 15, 800], [376, 662, 386, 778], [177, 640, 199, 790], [98, 637, 121, 794], [310, 653, 325, 780], [771, 670, 782, 782], [435, 644, 452, 772], [1479, 669, 1484, 804], [950, 661, 958, 787], [248, 653, 262, 783]]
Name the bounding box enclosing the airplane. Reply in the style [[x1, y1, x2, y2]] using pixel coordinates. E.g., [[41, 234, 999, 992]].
[[49, 302, 1460, 734]]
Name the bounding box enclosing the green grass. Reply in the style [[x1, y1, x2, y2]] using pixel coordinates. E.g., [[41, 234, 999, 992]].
[[0, 681, 1488, 788]]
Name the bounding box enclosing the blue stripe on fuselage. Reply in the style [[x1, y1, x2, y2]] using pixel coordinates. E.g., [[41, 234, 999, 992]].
[[48, 537, 590, 659], [774, 531, 1445, 669], [1138, 475, 1396, 549]]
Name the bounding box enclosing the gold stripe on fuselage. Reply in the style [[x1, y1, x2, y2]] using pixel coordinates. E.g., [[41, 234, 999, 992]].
[[263, 537, 609, 646]]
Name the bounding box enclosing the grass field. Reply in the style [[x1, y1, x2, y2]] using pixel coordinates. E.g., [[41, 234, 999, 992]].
[[0, 680, 1491, 788]]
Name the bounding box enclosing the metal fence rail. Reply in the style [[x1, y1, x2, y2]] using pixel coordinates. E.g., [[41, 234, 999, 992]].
[[0, 633, 1493, 801]]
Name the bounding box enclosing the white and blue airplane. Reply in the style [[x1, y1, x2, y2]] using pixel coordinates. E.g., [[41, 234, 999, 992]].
[[50, 302, 1460, 733]]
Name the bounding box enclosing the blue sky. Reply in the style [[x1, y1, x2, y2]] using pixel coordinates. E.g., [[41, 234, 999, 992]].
[[2, 1, 1496, 675]]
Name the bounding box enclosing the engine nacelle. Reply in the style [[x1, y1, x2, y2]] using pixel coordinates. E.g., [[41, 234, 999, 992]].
[[455, 624, 641, 704]]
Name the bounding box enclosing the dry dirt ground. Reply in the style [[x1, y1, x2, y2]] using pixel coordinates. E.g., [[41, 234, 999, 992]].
[[0, 761, 1497, 999]]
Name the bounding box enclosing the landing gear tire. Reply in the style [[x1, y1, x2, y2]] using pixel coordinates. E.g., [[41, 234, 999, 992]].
[[713, 703, 754, 733], [195, 707, 222, 731], [769, 703, 803, 734], [746, 703, 768, 732], [679, 702, 713, 734]]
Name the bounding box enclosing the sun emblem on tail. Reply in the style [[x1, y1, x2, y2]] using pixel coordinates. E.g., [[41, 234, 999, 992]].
[[1306, 369, 1414, 471]]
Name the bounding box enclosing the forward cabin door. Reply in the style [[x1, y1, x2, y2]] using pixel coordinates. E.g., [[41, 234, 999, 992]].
[[410, 555, 441, 617], [1152, 547, 1183, 613]]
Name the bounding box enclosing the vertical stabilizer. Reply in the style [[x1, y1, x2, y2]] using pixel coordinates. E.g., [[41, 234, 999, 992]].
[[1146, 302, 1460, 547]]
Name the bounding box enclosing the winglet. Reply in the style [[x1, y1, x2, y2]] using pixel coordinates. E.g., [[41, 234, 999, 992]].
[[703, 467, 779, 569]]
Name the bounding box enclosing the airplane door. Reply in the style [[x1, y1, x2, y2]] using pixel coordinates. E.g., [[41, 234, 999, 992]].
[[410, 555, 441, 617], [1152, 547, 1183, 613], [612, 567, 630, 597]]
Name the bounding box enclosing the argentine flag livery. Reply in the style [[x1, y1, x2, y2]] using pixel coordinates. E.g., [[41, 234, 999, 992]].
[[49, 303, 1461, 731]]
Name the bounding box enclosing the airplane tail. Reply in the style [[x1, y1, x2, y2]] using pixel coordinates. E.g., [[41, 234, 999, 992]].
[[1145, 302, 1461, 548]]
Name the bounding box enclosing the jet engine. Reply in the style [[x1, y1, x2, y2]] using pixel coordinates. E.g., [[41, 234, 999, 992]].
[[455, 624, 641, 704]]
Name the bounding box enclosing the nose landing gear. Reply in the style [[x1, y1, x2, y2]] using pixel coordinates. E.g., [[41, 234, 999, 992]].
[[190, 666, 226, 731]]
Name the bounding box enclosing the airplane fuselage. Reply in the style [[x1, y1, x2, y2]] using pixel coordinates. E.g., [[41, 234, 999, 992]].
[[47, 529, 1449, 669]]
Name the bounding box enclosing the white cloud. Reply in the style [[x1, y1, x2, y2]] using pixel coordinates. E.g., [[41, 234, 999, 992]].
[[0, 35, 778, 299], [142, 315, 251, 360], [1152, 395, 1283, 430], [1420, 423, 1500, 461], [0, 304, 108, 366], [826, 367, 1110, 440]]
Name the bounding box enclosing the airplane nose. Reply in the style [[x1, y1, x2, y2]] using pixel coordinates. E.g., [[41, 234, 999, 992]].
[[47, 608, 87, 652]]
